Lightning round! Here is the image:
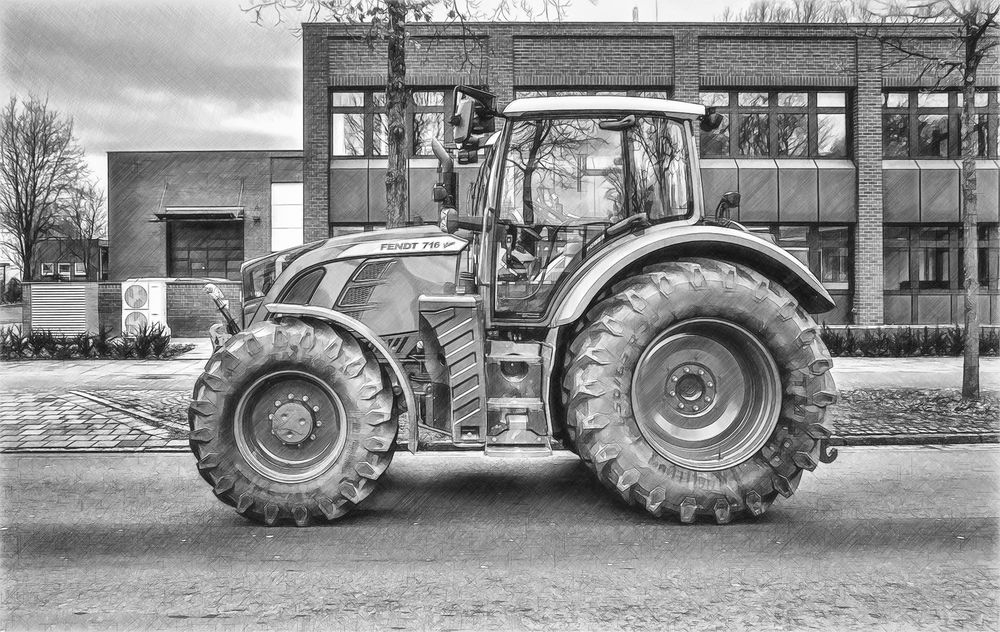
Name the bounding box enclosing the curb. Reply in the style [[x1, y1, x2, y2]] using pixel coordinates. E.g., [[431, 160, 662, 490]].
[[831, 433, 999, 446]]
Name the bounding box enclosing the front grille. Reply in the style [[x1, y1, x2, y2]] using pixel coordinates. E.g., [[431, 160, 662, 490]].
[[352, 259, 393, 282], [339, 284, 375, 307]]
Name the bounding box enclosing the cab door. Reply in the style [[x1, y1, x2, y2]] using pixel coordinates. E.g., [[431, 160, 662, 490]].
[[489, 117, 627, 321]]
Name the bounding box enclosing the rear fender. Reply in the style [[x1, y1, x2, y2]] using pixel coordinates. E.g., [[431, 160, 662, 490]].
[[552, 224, 835, 327], [264, 303, 418, 452]]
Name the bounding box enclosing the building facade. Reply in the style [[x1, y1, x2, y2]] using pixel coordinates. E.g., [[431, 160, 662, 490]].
[[33, 238, 108, 281], [107, 150, 302, 281], [301, 22, 1000, 326]]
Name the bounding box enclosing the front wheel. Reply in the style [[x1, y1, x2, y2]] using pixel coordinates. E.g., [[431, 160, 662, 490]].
[[189, 316, 397, 526], [563, 259, 837, 524]]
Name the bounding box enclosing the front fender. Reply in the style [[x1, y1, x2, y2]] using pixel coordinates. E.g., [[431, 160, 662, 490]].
[[552, 224, 836, 327], [264, 303, 418, 452]]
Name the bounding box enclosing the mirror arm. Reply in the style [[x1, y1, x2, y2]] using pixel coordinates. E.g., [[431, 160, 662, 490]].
[[455, 215, 484, 231]]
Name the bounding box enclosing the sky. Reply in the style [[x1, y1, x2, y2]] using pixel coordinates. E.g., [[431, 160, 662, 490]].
[[1, 0, 757, 193]]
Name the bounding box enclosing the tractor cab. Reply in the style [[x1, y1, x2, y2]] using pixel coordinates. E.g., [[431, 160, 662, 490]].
[[436, 87, 711, 323]]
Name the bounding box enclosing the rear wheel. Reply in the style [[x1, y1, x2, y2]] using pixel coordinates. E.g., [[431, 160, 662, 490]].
[[189, 316, 397, 526], [563, 259, 837, 523]]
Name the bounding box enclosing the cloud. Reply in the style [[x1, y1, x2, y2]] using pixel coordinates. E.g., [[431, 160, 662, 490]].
[[1, 0, 303, 189]]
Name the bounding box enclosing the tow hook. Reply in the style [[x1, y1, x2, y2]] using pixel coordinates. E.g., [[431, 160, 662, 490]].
[[818, 438, 839, 464]]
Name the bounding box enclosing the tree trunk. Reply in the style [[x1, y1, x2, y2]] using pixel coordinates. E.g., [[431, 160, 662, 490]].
[[384, 0, 408, 229], [960, 23, 980, 399]]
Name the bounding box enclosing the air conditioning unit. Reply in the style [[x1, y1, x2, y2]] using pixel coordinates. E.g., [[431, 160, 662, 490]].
[[122, 278, 170, 335]]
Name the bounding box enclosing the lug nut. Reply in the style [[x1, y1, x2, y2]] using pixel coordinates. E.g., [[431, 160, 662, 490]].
[[693, 405, 700, 412], [268, 414, 273, 420], [671, 376, 678, 382], [310, 434, 316, 441], [274, 400, 281, 407], [707, 382, 713, 387], [287, 394, 294, 400], [316, 421, 322, 427], [684, 367, 690, 373], [698, 369, 704, 375], [313, 406, 320, 412], [678, 404, 685, 410], [299, 420, 306, 426], [302, 396, 309, 402], [705, 397, 712, 403]]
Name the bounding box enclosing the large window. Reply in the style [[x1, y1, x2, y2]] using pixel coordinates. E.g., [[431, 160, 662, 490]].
[[270, 183, 303, 252], [882, 90, 999, 159], [743, 224, 853, 290], [884, 224, 999, 324], [330, 89, 452, 158], [700, 90, 849, 159], [884, 225, 1000, 292]]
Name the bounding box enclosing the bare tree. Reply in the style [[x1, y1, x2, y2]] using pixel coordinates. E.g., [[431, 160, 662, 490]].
[[719, 0, 867, 21], [0, 96, 86, 281], [243, 0, 575, 229], [860, 0, 998, 399], [58, 179, 106, 278], [720, 0, 998, 399]]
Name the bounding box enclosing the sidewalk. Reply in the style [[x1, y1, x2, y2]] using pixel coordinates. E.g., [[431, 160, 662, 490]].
[[0, 353, 997, 453]]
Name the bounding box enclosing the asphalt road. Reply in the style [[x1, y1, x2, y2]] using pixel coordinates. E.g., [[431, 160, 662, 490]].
[[1, 447, 997, 631]]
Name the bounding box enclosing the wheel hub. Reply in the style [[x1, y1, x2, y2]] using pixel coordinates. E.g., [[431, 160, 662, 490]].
[[234, 371, 347, 483], [270, 399, 314, 444], [631, 318, 781, 471], [668, 365, 716, 413]]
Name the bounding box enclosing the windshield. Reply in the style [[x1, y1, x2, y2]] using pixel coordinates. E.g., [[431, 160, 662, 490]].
[[499, 118, 625, 226], [497, 116, 692, 226]]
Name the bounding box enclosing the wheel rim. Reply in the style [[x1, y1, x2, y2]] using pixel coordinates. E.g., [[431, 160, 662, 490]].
[[631, 318, 781, 471], [234, 370, 347, 483]]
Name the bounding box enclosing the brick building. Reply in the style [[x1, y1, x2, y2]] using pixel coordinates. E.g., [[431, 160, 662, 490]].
[[106, 21, 1000, 327], [300, 21, 1000, 326]]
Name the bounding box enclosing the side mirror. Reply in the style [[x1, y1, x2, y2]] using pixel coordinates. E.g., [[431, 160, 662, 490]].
[[715, 191, 741, 220], [451, 86, 498, 148], [700, 108, 724, 132], [439, 207, 483, 234]]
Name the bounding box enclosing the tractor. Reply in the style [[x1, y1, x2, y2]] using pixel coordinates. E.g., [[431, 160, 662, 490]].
[[191, 87, 838, 526]]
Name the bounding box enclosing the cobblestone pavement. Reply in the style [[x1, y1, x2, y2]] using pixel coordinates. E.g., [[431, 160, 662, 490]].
[[0, 385, 996, 453], [0, 391, 187, 452]]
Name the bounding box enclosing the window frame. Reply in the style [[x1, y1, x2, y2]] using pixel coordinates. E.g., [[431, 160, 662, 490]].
[[330, 88, 454, 159], [882, 90, 999, 159], [40, 262, 54, 277], [699, 90, 851, 159], [741, 223, 854, 291], [73, 262, 86, 277], [56, 263, 71, 279]]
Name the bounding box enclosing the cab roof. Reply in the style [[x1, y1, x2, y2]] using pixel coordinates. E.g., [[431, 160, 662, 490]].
[[503, 96, 706, 119]]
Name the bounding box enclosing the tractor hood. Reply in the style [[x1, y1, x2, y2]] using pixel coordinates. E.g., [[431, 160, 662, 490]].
[[291, 225, 468, 271]]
